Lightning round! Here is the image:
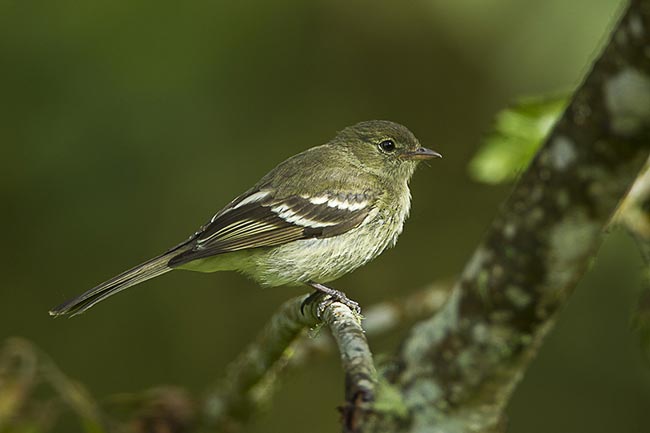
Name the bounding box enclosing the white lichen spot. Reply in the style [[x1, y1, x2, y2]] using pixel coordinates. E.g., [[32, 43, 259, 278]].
[[604, 67, 650, 136], [548, 212, 600, 289], [472, 323, 489, 343], [550, 213, 598, 262], [204, 396, 225, 419], [629, 14, 644, 39], [549, 136, 577, 171], [412, 413, 463, 433], [506, 285, 532, 309], [503, 223, 517, 239], [404, 378, 444, 408]]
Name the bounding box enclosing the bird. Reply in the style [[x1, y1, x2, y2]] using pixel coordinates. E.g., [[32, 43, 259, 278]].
[[49, 120, 441, 317]]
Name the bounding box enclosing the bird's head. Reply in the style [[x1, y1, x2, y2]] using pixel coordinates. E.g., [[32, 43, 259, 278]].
[[334, 120, 441, 181]]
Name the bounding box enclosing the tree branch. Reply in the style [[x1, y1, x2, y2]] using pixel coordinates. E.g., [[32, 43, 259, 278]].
[[317, 301, 378, 432], [358, 1, 650, 431], [202, 295, 315, 430], [202, 294, 380, 432]]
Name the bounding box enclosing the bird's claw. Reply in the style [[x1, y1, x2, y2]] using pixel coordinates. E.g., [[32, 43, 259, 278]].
[[301, 291, 361, 318], [320, 293, 361, 315], [302, 282, 362, 317]]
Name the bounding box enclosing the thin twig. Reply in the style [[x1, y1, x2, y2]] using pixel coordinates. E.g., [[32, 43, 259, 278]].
[[317, 301, 378, 432]]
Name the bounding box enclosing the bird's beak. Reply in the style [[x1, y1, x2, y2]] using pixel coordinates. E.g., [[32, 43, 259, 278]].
[[402, 147, 442, 160]]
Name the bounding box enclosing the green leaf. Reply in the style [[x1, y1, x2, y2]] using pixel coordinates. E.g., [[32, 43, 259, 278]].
[[469, 95, 568, 184]]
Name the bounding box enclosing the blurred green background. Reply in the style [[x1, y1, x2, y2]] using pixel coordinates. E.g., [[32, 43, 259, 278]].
[[2, 0, 649, 432]]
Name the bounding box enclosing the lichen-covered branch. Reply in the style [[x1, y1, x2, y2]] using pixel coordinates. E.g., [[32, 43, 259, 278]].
[[318, 301, 378, 432], [202, 294, 379, 432], [359, 1, 650, 432], [290, 281, 452, 365], [1, 283, 451, 433], [202, 295, 316, 430]]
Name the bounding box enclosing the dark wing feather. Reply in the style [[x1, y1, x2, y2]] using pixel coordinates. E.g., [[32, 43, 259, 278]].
[[168, 190, 373, 267]]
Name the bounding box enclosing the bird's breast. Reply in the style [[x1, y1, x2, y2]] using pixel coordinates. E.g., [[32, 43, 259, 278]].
[[244, 186, 412, 287]]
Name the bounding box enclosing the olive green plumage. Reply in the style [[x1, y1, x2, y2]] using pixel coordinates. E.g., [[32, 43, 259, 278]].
[[50, 120, 441, 317]]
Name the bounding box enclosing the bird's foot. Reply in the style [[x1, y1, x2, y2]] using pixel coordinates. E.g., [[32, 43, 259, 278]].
[[302, 282, 361, 316]]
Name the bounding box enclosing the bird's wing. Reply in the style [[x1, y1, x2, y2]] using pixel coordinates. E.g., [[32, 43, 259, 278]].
[[167, 189, 374, 267]]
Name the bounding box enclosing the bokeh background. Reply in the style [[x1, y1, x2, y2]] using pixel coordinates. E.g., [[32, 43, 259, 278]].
[[2, 0, 649, 432]]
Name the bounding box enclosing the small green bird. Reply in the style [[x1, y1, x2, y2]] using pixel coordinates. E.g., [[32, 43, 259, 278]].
[[50, 120, 441, 317]]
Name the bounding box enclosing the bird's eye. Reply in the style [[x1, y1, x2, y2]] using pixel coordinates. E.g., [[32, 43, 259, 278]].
[[378, 139, 396, 153]]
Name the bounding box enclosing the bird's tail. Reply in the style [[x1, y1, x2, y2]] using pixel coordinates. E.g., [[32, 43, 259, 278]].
[[49, 245, 189, 317]]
